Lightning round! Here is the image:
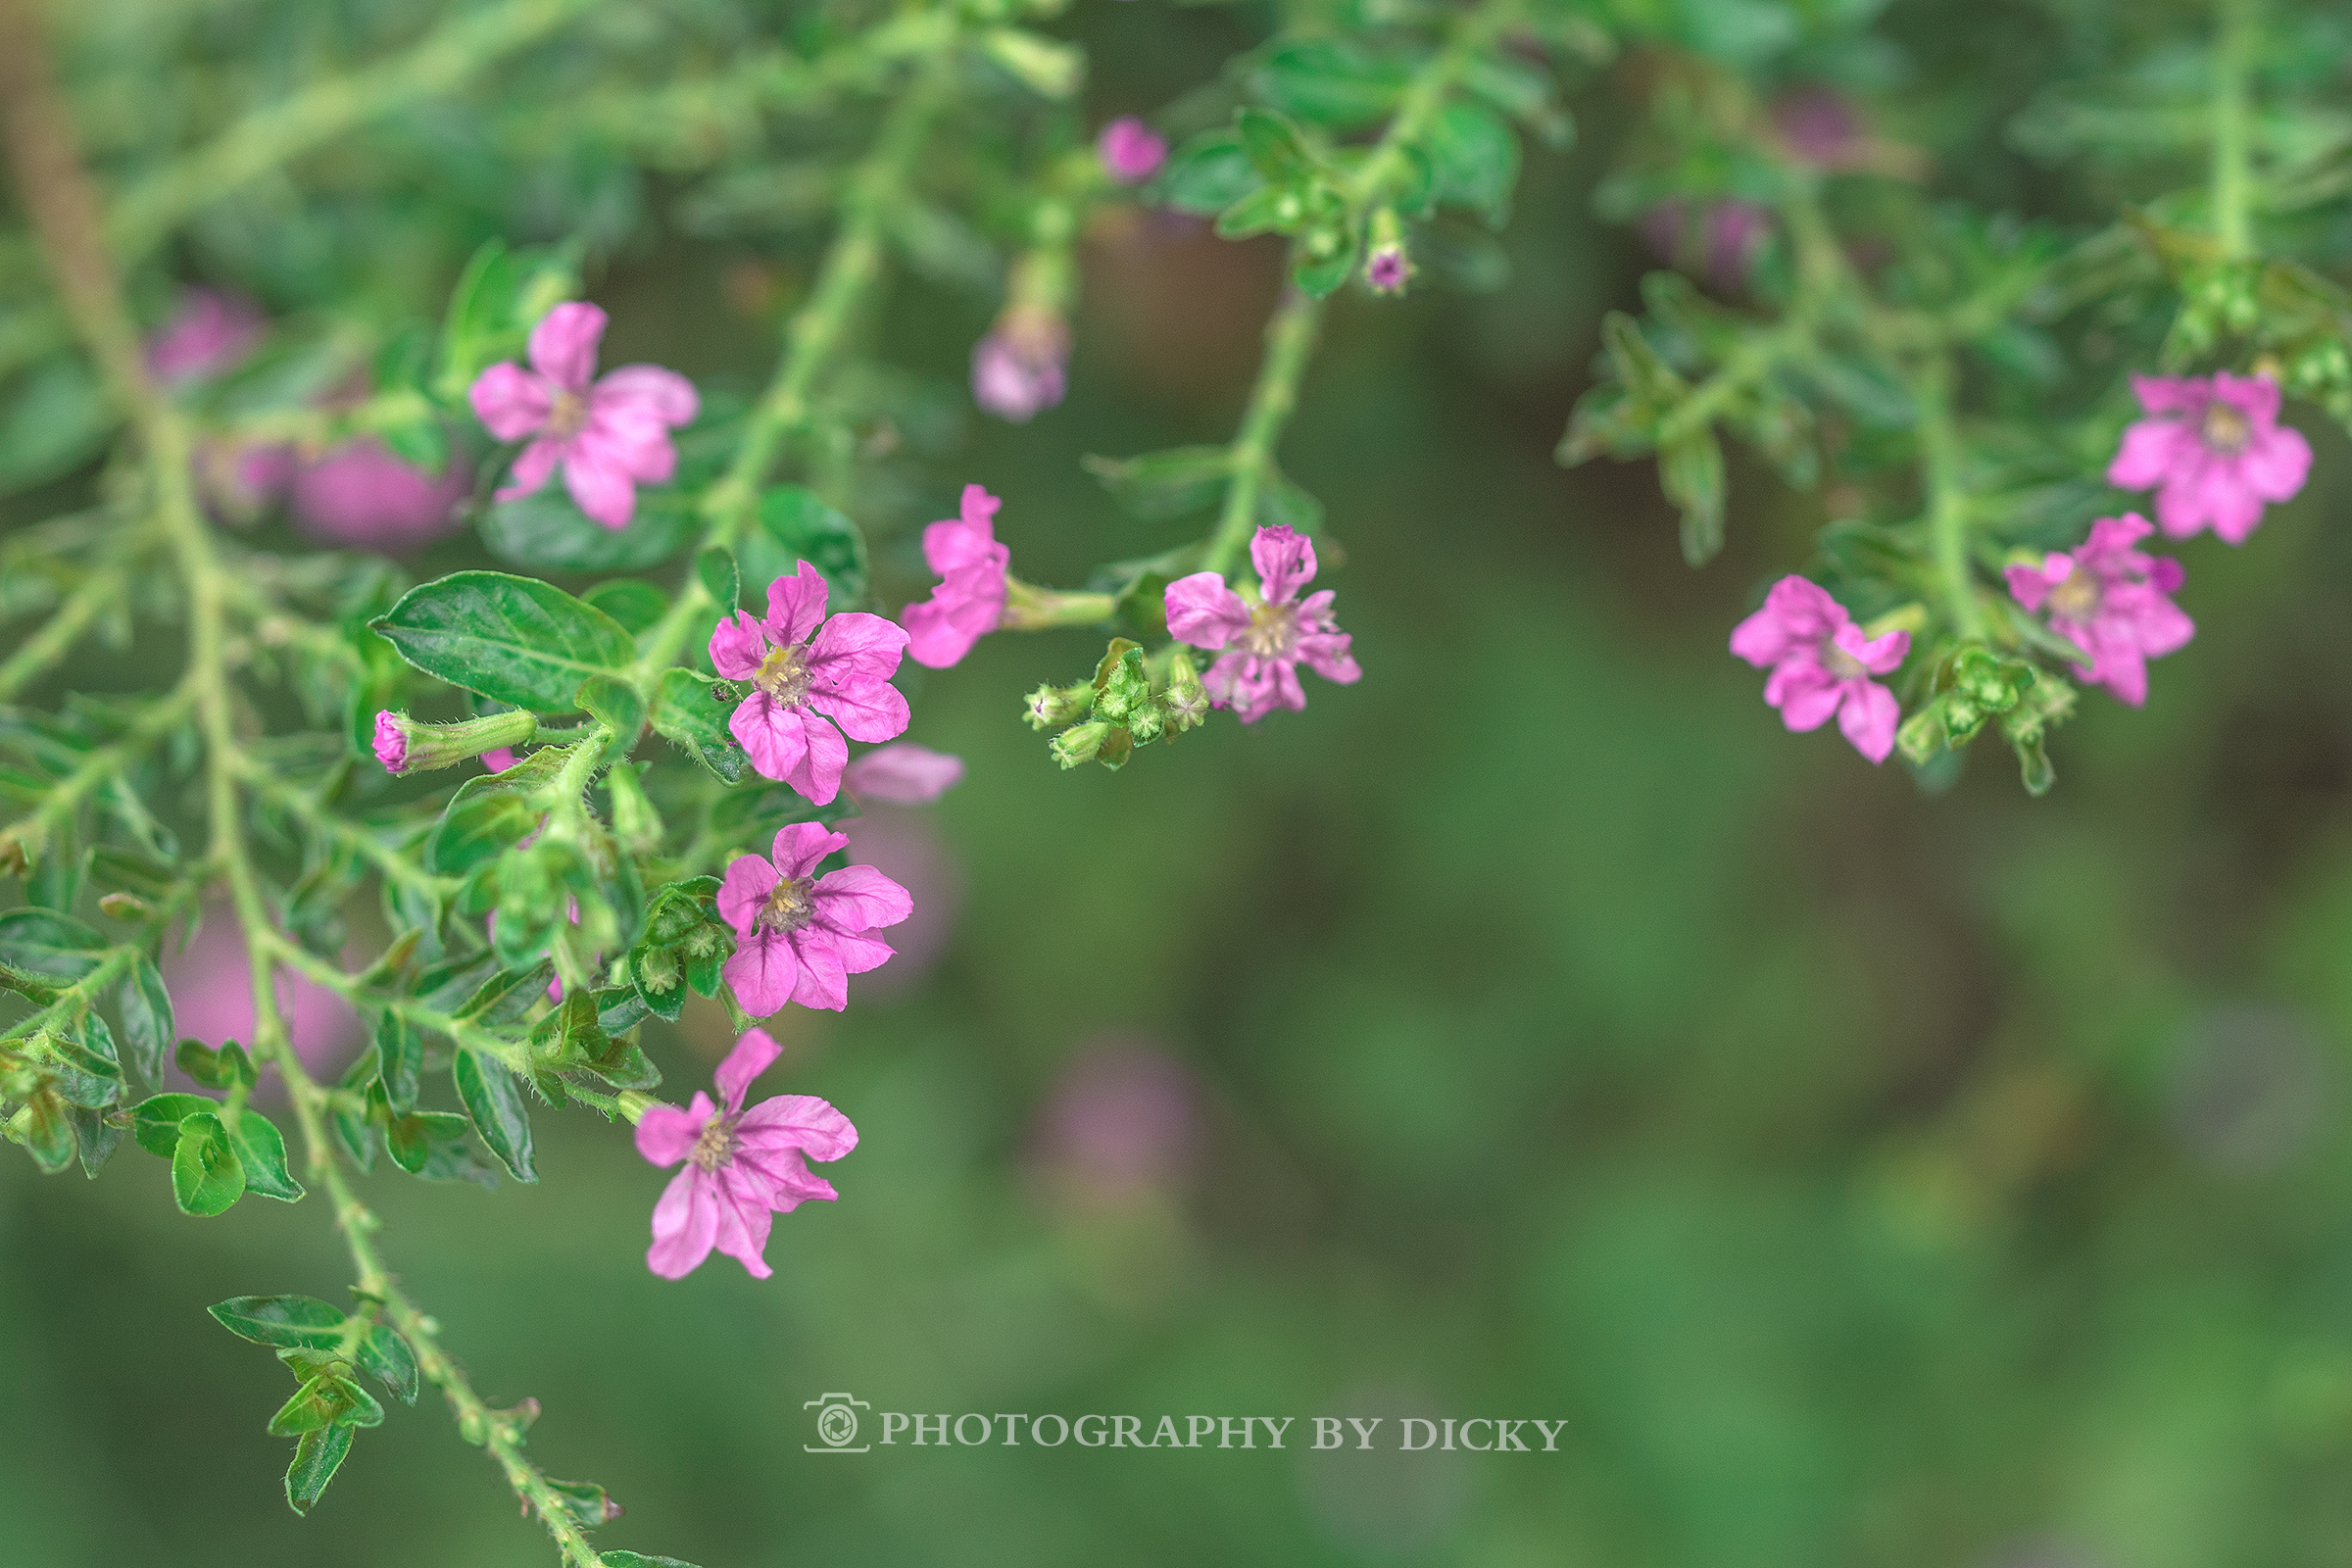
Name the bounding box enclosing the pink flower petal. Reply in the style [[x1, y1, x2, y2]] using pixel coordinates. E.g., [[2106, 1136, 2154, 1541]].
[[806, 678, 909, 747], [636, 1094, 713, 1167], [1164, 572, 1252, 650], [788, 930, 851, 1011], [812, 864, 913, 931], [710, 612, 769, 681], [714, 1027, 784, 1114], [1250, 524, 1317, 605], [731, 1143, 839, 1209], [736, 1094, 859, 1161], [772, 822, 850, 881], [2239, 424, 2312, 502], [1297, 632, 1361, 684], [493, 436, 563, 504], [826, 928, 897, 976], [732, 692, 810, 787], [763, 562, 831, 648], [528, 302, 607, 391], [843, 742, 964, 805], [710, 1166, 777, 1277], [1836, 679, 1899, 762], [2210, 369, 2280, 424], [469, 362, 554, 442], [722, 927, 799, 1018], [790, 712, 850, 806], [563, 447, 638, 530], [646, 1165, 718, 1279], [2108, 417, 2191, 491], [2131, 374, 2205, 416], [594, 364, 700, 426], [716, 851, 782, 938], [1775, 669, 1843, 731]]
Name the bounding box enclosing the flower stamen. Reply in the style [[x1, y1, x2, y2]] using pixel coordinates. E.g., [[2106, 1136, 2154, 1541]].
[[762, 876, 815, 935], [754, 645, 812, 706], [1238, 601, 1299, 660], [689, 1114, 736, 1172], [2200, 399, 2252, 456]]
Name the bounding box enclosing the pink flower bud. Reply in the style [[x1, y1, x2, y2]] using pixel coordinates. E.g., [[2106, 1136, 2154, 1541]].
[[1098, 117, 1168, 185]]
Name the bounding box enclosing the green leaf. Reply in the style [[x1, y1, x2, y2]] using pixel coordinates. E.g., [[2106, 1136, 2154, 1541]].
[[172, 1111, 246, 1216], [454, 1050, 537, 1183], [740, 486, 868, 611], [1238, 108, 1315, 184], [270, 1375, 351, 1437], [385, 1110, 472, 1177], [115, 955, 173, 1087], [580, 578, 671, 635], [547, 1477, 624, 1530], [481, 487, 698, 572], [1082, 447, 1233, 522], [284, 1424, 356, 1516], [695, 547, 741, 614], [1214, 185, 1300, 240], [22, 1091, 75, 1173], [176, 1038, 257, 1091], [1257, 468, 1326, 535], [652, 668, 747, 783], [1250, 39, 1411, 129], [578, 675, 647, 741], [0, 908, 108, 980], [435, 238, 518, 403], [210, 1295, 348, 1349], [227, 1108, 305, 1201], [357, 1324, 419, 1405], [1293, 231, 1360, 299], [1660, 427, 1728, 566], [376, 1011, 421, 1116], [1426, 103, 1520, 224], [371, 571, 635, 711], [601, 1554, 705, 1568], [132, 1092, 222, 1156], [425, 745, 567, 875], [0, 357, 116, 491], [1155, 131, 1263, 216], [72, 1102, 123, 1178]]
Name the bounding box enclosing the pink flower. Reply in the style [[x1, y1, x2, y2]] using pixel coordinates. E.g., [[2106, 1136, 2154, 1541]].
[[710, 562, 911, 804], [372, 711, 408, 773], [2005, 514, 2194, 707], [1639, 199, 1772, 293], [290, 437, 470, 551], [634, 1027, 858, 1280], [1098, 117, 1168, 184], [843, 743, 965, 805], [2106, 371, 2311, 544], [166, 908, 359, 1081], [902, 484, 1010, 669], [1771, 87, 1867, 171], [1030, 1038, 1198, 1207], [971, 309, 1068, 423], [1728, 575, 1909, 763], [479, 748, 517, 773], [467, 302, 699, 530], [1365, 244, 1410, 294], [716, 823, 913, 1015], [148, 288, 266, 384], [1163, 524, 1362, 723]]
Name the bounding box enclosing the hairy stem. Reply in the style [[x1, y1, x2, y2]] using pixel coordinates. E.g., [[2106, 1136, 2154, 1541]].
[[0, 561, 129, 702], [1912, 352, 1985, 642], [2211, 0, 2258, 261], [1203, 289, 1324, 576]]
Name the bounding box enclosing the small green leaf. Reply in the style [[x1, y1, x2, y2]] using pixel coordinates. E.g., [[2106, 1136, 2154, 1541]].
[[740, 485, 868, 610], [1238, 108, 1314, 184], [172, 1111, 246, 1216], [22, 1091, 75, 1173], [1250, 38, 1411, 129], [210, 1295, 349, 1349], [357, 1324, 419, 1405], [115, 955, 173, 1087], [454, 1050, 537, 1183], [600, 1554, 705, 1568], [1660, 426, 1728, 566], [132, 1092, 221, 1156], [435, 238, 518, 402], [71, 1102, 122, 1178], [425, 746, 566, 875], [547, 1477, 625, 1530], [376, 1011, 421, 1116], [176, 1038, 257, 1091], [270, 1375, 350, 1436], [1082, 447, 1233, 522], [580, 578, 672, 634], [481, 487, 698, 572], [385, 1110, 472, 1177], [284, 1423, 356, 1516], [695, 546, 740, 614], [652, 668, 747, 783], [1155, 131, 1262, 216], [578, 675, 647, 741], [0, 908, 107, 980], [371, 571, 635, 711], [1426, 102, 1520, 224], [227, 1108, 305, 1201]]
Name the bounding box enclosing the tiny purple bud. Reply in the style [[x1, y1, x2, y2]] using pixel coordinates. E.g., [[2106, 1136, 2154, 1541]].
[[372, 710, 410, 774], [1366, 245, 1410, 294], [1097, 117, 1168, 185]]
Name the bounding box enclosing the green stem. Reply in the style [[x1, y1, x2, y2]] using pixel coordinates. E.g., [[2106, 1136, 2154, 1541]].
[[1000, 578, 1117, 632], [633, 49, 959, 678], [1912, 352, 1985, 642], [1, 14, 608, 1562], [1203, 289, 1324, 576], [2212, 0, 2258, 261], [0, 560, 130, 701], [1342, 0, 1521, 217]]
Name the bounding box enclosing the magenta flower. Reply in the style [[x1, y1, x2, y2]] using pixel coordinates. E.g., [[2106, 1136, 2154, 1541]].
[[2005, 514, 2194, 707], [971, 309, 1069, 423], [1728, 575, 1910, 763], [2107, 371, 2311, 544], [634, 1027, 858, 1280], [289, 437, 470, 551], [1771, 87, 1867, 171], [1098, 117, 1168, 184], [710, 562, 911, 804], [467, 302, 699, 531], [843, 742, 965, 806], [372, 711, 408, 773], [1639, 199, 1772, 293], [1163, 524, 1361, 723], [148, 288, 267, 384], [167, 907, 358, 1081], [1365, 244, 1410, 294], [717, 823, 913, 1015], [903, 484, 1010, 669]]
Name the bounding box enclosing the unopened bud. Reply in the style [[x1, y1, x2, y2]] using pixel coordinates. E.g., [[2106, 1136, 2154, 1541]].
[[1162, 650, 1208, 733], [372, 708, 538, 776], [1025, 682, 1093, 731], [1051, 721, 1115, 769], [98, 892, 150, 921]]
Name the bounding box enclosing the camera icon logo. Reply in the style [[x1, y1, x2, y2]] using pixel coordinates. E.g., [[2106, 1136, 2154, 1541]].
[[805, 1393, 871, 1453]]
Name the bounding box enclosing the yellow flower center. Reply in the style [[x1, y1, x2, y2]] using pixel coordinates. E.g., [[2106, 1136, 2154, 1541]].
[[762, 875, 815, 935], [1238, 601, 1299, 659], [2047, 567, 2100, 622], [754, 644, 812, 706], [2200, 399, 2252, 455], [689, 1114, 736, 1172]]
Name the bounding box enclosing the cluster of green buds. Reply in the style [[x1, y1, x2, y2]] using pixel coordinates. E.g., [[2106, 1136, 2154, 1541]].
[[1897, 644, 2076, 796], [624, 876, 733, 1023], [1026, 640, 1210, 770], [0, 1026, 122, 1174]]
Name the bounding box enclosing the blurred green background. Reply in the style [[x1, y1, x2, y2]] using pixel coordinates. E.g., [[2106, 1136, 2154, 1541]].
[[10, 2, 2352, 1565]]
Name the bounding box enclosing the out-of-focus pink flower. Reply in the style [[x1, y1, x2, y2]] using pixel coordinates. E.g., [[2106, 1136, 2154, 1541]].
[[1032, 1038, 1198, 1205], [2005, 514, 2194, 707], [1638, 199, 1772, 293], [2107, 371, 2311, 544], [372, 711, 408, 773], [1098, 117, 1168, 184], [165, 909, 360, 1080], [148, 288, 267, 384], [194, 439, 296, 525], [1771, 87, 1867, 171], [468, 302, 699, 530], [289, 437, 470, 551], [1729, 575, 1909, 763], [844, 743, 965, 805], [971, 308, 1069, 423], [479, 748, 517, 773], [635, 1027, 857, 1280], [841, 807, 962, 996], [903, 484, 1009, 669], [717, 822, 912, 1015], [710, 562, 911, 804], [1164, 524, 1361, 723]]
